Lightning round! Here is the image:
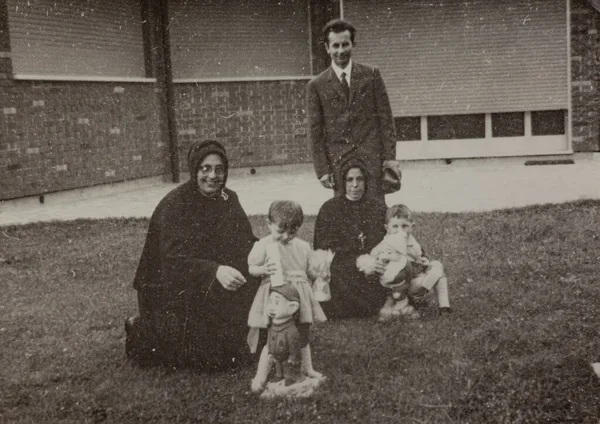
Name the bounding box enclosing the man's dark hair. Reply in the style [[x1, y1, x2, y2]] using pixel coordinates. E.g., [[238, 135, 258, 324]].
[[322, 19, 356, 46]]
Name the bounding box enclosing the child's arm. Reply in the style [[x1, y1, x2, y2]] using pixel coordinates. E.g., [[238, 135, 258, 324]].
[[249, 264, 265, 278], [406, 234, 425, 262], [249, 261, 278, 278], [248, 239, 276, 277]]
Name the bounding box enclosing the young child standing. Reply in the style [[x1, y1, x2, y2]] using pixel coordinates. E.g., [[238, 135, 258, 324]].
[[384, 204, 452, 316], [247, 200, 326, 389]]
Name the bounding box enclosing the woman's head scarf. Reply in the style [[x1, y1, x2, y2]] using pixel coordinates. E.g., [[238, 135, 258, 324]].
[[337, 153, 370, 198], [187, 140, 229, 188]]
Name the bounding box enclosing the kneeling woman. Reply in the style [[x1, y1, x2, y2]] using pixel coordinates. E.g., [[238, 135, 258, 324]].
[[313, 156, 388, 319], [125, 140, 258, 370]]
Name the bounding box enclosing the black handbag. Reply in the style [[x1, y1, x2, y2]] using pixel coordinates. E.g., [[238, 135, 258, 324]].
[[382, 162, 402, 194]]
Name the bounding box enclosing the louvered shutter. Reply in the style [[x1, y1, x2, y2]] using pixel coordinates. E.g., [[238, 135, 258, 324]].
[[344, 0, 568, 116], [169, 0, 310, 80], [7, 0, 146, 78]]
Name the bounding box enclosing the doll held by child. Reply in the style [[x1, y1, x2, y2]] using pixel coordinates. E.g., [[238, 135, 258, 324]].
[[308, 248, 334, 302]]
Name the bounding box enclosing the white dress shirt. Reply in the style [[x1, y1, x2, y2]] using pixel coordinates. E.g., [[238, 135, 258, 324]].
[[331, 59, 352, 87]]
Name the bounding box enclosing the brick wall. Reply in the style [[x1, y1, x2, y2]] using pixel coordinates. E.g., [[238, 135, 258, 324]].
[[1, 0, 599, 201], [0, 81, 166, 199], [571, 0, 600, 152], [174, 80, 311, 172], [0, 0, 11, 82]]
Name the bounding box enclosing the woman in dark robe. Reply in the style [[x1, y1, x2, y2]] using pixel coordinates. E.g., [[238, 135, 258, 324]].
[[125, 140, 258, 370], [313, 156, 388, 319]]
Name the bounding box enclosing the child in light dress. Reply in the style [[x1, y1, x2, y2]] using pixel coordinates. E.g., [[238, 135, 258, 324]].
[[248, 200, 326, 390]]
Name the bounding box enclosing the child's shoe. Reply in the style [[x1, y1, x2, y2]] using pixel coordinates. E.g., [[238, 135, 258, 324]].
[[412, 287, 428, 297], [410, 287, 430, 308], [438, 307, 452, 317]]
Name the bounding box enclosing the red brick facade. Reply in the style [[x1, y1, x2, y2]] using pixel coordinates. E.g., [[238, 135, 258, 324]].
[[1, 1, 599, 200]]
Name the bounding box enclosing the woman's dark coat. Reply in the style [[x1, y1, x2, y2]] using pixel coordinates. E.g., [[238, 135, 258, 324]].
[[313, 157, 388, 319], [131, 140, 257, 370]]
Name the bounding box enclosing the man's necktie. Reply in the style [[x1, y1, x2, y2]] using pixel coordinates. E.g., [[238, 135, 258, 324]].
[[340, 72, 350, 102]]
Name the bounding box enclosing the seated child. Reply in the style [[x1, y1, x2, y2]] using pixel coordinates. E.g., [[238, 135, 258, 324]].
[[387, 204, 452, 316], [248, 200, 326, 391], [370, 207, 420, 321]]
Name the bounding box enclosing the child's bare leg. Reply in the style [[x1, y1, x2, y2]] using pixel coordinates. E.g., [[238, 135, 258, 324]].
[[434, 276, 450, 308], [251, 345, 274, 392], [416, 261, 450, 308], [301, 345, 323, 378], [419, 261, 444, 291]]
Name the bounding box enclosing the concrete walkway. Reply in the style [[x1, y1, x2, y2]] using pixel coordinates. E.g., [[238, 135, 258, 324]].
[[1, 154, 600, 226]]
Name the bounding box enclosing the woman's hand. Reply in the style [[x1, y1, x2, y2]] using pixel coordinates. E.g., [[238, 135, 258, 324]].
[[356, 255, 386, 276], [216, 266, 247, 291]]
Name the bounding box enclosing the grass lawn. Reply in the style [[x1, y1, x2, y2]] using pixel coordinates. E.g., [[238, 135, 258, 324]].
[[1, 200, 600, 423]]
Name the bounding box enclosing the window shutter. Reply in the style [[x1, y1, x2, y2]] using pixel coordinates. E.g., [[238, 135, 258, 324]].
[[169, 0, 310, 79], [7, 0, 145, 78], [344, 0, 568, 116]]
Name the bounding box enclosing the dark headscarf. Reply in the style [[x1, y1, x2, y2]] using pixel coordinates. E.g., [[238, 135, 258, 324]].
[[337, 153, 371, 198], [187, 139, 229, 187]]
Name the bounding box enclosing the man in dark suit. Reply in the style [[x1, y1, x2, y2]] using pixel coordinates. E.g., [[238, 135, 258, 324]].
[[307, 19, 398, 199]]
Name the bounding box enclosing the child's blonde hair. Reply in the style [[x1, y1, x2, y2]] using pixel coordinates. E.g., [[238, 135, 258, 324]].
[[385, 204, 413, 224], [268, 200, 304, 232]]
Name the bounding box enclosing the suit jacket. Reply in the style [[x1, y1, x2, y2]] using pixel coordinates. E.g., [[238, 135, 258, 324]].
[[307, 62, 396, 196]]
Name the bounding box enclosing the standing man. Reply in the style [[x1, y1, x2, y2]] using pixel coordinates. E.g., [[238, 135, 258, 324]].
[[307, 19, 398, 199]]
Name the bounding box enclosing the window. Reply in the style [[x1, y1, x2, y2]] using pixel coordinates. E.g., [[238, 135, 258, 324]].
[[394, 117, 420, 141], [492, 113, 525, 137], [532, 110, 566, 136], [428, 114, 485, 140]]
